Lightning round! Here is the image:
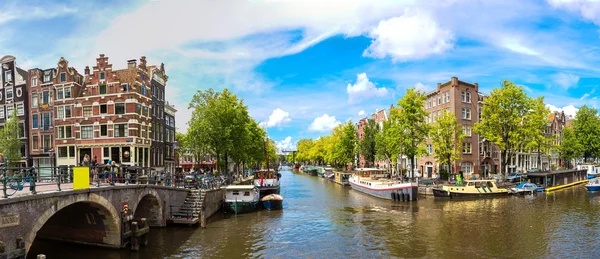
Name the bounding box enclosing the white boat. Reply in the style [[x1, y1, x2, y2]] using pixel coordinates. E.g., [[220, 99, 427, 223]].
[[253, 169, 281, 197], [224, 185, 260, 214], [510, 182, 538, 195], [577, 164, 599, 179], [349, 168, 418, 200], [586, 178, 600, 192]]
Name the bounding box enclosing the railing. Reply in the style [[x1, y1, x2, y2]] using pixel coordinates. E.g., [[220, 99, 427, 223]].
[[0, 166, 236, 199]]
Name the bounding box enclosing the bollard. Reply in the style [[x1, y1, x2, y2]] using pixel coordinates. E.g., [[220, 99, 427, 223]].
[[131, 222, 139, 251], [140, 218, 148, 247], [37, 255, 46, 259]]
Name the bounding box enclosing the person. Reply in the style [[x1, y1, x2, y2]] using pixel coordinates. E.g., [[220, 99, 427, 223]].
[[105, 159, 112, 184]]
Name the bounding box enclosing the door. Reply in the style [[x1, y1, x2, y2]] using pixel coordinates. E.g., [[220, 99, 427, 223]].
[[427, 167, 433, 178]]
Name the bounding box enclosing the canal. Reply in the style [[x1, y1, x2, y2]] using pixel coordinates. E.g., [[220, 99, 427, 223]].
[[29, 168, 600, 258]]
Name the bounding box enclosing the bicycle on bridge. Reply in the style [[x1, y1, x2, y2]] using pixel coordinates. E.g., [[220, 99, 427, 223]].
[[0, 166, 37, 197]]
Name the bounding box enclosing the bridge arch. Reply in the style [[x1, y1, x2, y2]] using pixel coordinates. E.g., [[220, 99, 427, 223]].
[[134, 189, 165, 227], [26, 193, 121, 253]]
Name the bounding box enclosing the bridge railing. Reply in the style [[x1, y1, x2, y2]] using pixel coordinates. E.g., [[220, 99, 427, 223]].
[[0, 166, 236, 198]]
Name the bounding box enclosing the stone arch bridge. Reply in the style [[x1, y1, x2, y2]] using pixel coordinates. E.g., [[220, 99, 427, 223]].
[[0, 185, 191, 257]]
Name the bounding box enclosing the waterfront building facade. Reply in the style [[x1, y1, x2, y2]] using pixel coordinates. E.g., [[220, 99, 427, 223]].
[[164, 102, 176, 173], [1, 55, 30, 166], [150, 64, 167, 170], [28, 67, 56, 171]]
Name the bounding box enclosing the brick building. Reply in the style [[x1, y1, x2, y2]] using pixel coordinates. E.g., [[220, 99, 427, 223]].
[[62, 54, 153, 166], [164, 102, 176, 173], [1, 55, 30, 166], [150, 64, 167, 170], [357, 108, 389, 168], [419, 77, 481, 179]]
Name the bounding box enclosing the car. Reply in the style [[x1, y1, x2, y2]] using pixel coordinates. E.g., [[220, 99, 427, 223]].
[[506, 172, 526, 183]]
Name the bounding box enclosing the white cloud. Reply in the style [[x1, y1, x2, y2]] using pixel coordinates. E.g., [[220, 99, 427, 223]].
[[581, 88, 596, 100], [308, 114, 341, 132], [547, 0, 600, 26], [347, 73, 389, 104], [546, 104, 579, 117], [552, 73, 580, 89], [502, 38, 541, 56], [262, 108, 292, 128], [276, 136, 295, 152], [413, 82, 434, 92], [363, 11, 454, 61], [358, 110, 365, 116], [0, 5, 77, 24]]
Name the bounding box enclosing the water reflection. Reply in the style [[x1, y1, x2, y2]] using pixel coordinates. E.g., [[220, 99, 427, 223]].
[[28, 169, 600, 258]]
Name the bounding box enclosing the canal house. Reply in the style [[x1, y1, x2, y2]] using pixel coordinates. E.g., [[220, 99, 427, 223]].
[[527, 169, 588, 192]]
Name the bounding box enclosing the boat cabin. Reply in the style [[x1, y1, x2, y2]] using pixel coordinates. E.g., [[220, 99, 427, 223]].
[[334, 170, 353, 185], [225, 185, 259, 202], [355, 168, 389, 179], [254, 170, 277, 179], [527, 169, 588, 192], [576, 164, 599, 176]]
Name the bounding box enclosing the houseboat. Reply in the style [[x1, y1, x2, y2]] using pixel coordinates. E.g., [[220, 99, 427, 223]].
[[316, 167, 325, 177], [576, 164, 599, 179], [224, 185, 260, 214], [527, 169, 588, 193], [334, 170, 353, 186], [253, 169, 281, 197], [304, 167, 318, 176], [349, 168, 419, 200], [433, 180, 509, 198]]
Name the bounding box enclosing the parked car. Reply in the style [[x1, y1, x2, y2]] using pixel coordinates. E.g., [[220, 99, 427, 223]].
[[506, 172, 526, 183]]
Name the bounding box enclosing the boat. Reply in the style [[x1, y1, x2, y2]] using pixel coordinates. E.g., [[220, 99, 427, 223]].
[[433, 179, 509, 198], [253, 169, 281, 198], [527, 169, 588, 192], [295, 163, 301, 169], [349, 168, 419, 200], [304, 167, 318, 176], [577, 164, 599, 179], [510, 182, 538, 195], [224, 185, 260, 214], [586, 178, 600, 192], [261, 194, 284, 210], [317, 167, 325, 177], [323, 167, 335, 179], [334, 170, 353, 186]]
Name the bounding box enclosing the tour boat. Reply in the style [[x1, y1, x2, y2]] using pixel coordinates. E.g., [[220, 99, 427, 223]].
[[433, 180, 509, 198], [510, 182, 538, 195], [349, 168, 419, 200], [253, 169, 281, 198], [261, 194, 284, 210], [224, 185, 260, 214], [586, 178, 600, 192], [334, 170, 353, 186]]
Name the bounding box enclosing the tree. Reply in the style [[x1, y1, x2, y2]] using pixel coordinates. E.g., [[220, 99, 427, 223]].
[[0, 109, 22, 168], [335, 121, 357, 169], [430, 110, 464, 177], [296, 139, 314, 163], [572, 105, 600, 162], [524, 97, 553, 169], [397, 88, 430, 179], [474, 80, 535, 176], [376, 107, 403, 175], [358, 119, 378, 167], [559, 127, 581, 169]]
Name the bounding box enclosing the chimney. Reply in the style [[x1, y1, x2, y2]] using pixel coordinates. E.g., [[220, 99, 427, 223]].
[[451, 77, 458, 87], [139, 56, 147, 68], [127, 59, 137, 69], [99, 54, 105, 58], [84, 66, 90, 76]]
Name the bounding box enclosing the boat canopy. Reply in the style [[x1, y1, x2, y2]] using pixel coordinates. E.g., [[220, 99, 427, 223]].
[[254, 170, 278, 179], [225, 185, 256, 190]]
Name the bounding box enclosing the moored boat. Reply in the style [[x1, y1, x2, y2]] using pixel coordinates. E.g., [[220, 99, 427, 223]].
[[304, 167, 318, 176], [334, 170, 353, 186], [433, 180, 509, 199], [586, 178, 600, 192], [349, 168, 418, 200], [317, 167, 325, 177], [261, 194, 284, 210], [510, 182, 538, 195], [527, 169, 588, 192], [224, 185, 260, 214], [254, 169, 281, 198], [577, 164, 599, 179]]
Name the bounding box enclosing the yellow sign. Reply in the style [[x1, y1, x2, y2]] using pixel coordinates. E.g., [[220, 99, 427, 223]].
[[41, 103, 49, 109], [73, 166, 90, 190]]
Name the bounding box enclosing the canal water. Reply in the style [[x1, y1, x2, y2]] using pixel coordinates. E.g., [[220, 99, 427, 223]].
[[29, 168, 600, 258]]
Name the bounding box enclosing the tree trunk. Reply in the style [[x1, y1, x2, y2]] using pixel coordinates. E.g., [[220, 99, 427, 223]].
[[410, 155, 415, 182], [537, 144, 542, 170], [501, 149, 508, 177]]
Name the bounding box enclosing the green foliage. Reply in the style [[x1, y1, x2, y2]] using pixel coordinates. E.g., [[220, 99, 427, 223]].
[[358, 119, 378, 166], [438, 168, 449, 180], [0, 109, 22, 167], [375, 108, 402, 173], [524, 97, 554, 168], [337, 121, 358, 167], [474, 80, 536, 175], [295, 139, 314, 162], [396, 87, 430, 176], [559, 127, 582, 168], [573, 105, 600, 162], [430, 110, 464, 174]]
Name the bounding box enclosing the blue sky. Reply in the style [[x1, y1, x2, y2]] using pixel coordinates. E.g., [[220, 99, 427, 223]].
[[2, 0, 600, 151]]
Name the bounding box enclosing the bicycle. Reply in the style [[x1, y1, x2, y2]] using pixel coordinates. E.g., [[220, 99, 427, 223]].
[[2, 168, 34, 197]]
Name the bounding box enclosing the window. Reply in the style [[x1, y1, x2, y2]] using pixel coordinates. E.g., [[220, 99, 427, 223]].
[[42, 135, 52, 149], [432, 97, 436, 107], [5, 71, 12, 82], [42, 91, 50, 105], [32, 76, 38, 87], [115, 103, 125, 114], [462, 108, 471, 120], [58, 126, 72, 139], [32, 93, 38, 108], [6, 105, 13, 117], [83, 106, 92, 117], [42, 113, 51, 130], [18, 123, 25, 138], [170, 117, 174, 127], [463, 142, 472, 154], [32, 136, 39, 150], [69, 146, 75, 157], [438, 95, 441, 105], [445, 92, 450, 103], [462, 91, 471, 103], [0, 106, 4, 119], [6, 88, 13, 100], [60, 72, 66, 83], [100, 72, 105, 80], [114, 124, 127, 137], [16, 103, 24, 116], [466, 92, 471, 103], [103, 147, 109, 158], [141, 86, 146, 96], [100, 84, 107, 94], [57, 106, 71, 119], [122, 83, 129, 92], [427, 144, 433, 154], [100, 104, 107, 114], [461, 162, 473, 174], [463, 125, 472, 137], [44, 72, 50, 82], [58, 147, 68, 158], [100, 125, 107, 136], [137, 104, 141, 114], [56, 87, 71, 100], [32, 115, 38, 129], [65, 106, 71, 118], [81, 126, 93, 139]]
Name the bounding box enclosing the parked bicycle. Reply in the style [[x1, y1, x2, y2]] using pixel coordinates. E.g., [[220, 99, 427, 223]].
[[1, 167, 36, 197]]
